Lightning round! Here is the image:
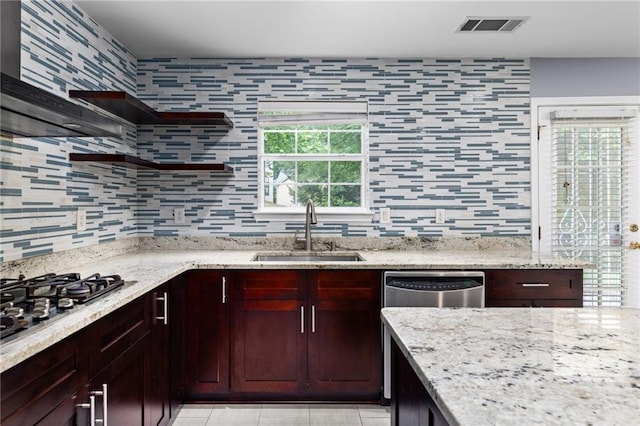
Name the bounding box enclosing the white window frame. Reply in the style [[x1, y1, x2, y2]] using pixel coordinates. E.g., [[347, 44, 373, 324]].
[[253, 101, 373, 222]]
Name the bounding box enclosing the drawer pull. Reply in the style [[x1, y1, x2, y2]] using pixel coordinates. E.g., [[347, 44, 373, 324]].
[[521, 283, 550, 287]]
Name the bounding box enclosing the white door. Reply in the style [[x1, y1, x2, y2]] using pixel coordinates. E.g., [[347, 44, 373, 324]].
[[534, 102, 640, 308]]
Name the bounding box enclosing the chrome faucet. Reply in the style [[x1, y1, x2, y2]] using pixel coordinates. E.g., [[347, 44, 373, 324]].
[[304, 199, 317, 251]]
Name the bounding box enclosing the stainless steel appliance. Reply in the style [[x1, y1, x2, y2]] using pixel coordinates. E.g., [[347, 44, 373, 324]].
[[0, 1, 122, 138], [0, 272, 125, 340], [382, 270, 485, 401]]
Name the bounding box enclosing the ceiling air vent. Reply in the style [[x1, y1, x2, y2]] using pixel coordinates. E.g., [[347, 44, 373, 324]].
[[457, 17, 529, 33]]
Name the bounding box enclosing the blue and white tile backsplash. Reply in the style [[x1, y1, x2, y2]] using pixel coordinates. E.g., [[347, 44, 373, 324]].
[[0, 0, 531, 262]]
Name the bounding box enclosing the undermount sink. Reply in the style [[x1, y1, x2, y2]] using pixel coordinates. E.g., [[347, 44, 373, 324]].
[[252, 252, 363, 262]]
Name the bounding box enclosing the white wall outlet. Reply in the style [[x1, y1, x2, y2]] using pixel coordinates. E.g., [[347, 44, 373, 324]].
[[174, 208, 186, 224], [380, 208, 391, 224], [435, 209, 446, 224], [76, 209, 87, 232]]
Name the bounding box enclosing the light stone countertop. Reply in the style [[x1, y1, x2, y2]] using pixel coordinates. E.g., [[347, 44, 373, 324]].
[[1, 248, 586, 373], [381, 307, 640, 426]]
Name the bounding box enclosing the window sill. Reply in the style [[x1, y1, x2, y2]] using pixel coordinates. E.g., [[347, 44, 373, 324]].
[[253, 209, 374, 223]]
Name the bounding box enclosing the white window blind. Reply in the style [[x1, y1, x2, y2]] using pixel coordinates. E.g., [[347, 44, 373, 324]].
[[550, 109, 637, 306]]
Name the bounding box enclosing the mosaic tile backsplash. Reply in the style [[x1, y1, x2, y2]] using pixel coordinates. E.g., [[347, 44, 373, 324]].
[[0, 0, 531, 262]]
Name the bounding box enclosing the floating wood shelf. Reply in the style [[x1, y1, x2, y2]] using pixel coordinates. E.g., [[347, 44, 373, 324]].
[[69, 153, 234, 173], [68, 91, 234, 128]]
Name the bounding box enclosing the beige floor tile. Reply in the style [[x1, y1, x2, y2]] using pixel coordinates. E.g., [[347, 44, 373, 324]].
[[205, 405, 261, 426], [170, 417, 210, 426], [361, 418, 391, 426], [176, 404, 215, 418], [358, 404, 391, 418], [309, 405, 361, 426]]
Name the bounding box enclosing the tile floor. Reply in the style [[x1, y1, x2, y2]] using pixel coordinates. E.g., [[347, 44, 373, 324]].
[[169, 403, 390, 426]]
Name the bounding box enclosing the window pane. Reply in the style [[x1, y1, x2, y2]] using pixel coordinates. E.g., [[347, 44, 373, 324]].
[[264, 161, 296, 207], [298, 185, 328, 207], [331, 185, 361, 207], [298, 131, 329, 154], [298, 161, 328, 183], [264, 131, 295, 153], [330, 131, 361, 153], [330, 161, 361, 183]]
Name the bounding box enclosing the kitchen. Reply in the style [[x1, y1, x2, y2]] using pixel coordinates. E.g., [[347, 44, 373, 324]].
[[1, 0, 639, 425]]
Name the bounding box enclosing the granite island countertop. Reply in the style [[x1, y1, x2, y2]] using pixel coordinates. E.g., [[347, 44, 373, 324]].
[[381, 307, 640, 426], [1, 248, 587, 373]]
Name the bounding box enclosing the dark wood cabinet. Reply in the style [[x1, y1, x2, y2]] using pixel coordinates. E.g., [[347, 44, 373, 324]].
[[485, 269, 583, 307], [0, 278, 187, 425], [308, 270, 381, 399], [232, 269, 381, 400], [148, 281, 172, 426], [185, 270, 232, 399], [391, 340, 448, 426], [232, 270, 307, 397], [0, 331, 88, 426], [86, 294, 151, 425]]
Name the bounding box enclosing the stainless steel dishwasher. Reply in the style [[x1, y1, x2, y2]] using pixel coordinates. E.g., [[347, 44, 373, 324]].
[[382, 270, 485, 401]]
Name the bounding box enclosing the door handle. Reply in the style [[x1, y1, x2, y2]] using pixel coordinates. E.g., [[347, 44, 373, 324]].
[[300, 305, 305, 334], [76, 395, 96, 426], [521, 283, 550, 287], [155, 292, 168, 325], [630, 241, 640, 250], [90, 383, 107, 425], [222, 276, 227, 304], [311, 304, 316, 333]]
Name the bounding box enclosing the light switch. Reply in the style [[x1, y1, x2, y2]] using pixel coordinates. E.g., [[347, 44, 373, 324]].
[[435, 209, 446, 224], [174, 208, 186, 224]]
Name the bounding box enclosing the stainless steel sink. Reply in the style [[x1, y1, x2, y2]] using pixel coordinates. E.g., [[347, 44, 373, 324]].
[[252, 252, 363, 262]]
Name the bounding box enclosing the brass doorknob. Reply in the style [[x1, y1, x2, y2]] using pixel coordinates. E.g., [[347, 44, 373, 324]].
[[631, 224, 639, 233], [630, 241, 640, 250]]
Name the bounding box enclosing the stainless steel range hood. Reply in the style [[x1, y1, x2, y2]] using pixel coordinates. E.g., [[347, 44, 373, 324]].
[[0, 1, 122, 138]]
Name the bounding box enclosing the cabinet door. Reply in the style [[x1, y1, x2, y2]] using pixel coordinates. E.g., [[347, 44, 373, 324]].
[[308, 270, 381, 398], [88, 296, 150, 377], [34, 388, 88, 426], [185, 270, 231, 398], [232, 270, 307, 396], [148, 280, 174, 426], [485, 269, 583, 307], [90, 333, 151, 426], [169, 275, 187, 412], [1, 331, 88, 426]]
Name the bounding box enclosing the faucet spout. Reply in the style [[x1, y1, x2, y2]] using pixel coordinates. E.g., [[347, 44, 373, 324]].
[[305, 199, 317, 251]]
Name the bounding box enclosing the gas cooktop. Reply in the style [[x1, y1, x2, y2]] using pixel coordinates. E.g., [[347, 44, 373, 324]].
[[0, 272, 125, 341]]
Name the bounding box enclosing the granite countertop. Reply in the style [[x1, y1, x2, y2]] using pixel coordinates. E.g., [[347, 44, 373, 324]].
[[381, 307, 640, 426], [0, 248, 586, 373]]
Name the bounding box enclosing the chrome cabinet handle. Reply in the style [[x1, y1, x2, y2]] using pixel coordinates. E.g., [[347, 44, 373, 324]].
[[76, 395, 96, 426], [311, 305, 316, 333], [222, 276, 227, 304], [91, 383, 107, 425], [155, 292, 168, 325], [521, 283, 550, 287], [300, 305, 305, 334]]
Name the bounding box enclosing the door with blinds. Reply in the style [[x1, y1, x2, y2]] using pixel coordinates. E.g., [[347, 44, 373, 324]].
[[536, 105, 640, 308]]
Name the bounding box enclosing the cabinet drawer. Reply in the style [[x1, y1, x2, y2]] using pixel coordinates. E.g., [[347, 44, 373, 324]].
[[485, 269, 582, 301], [1, 331, 87, 426], [88, 296, 150, 376]]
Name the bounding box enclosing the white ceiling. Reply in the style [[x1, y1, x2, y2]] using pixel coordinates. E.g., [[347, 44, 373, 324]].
[[75, 0, 640, 58]]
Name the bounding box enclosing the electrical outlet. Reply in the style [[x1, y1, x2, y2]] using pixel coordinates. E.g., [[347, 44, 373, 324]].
[[380, 208, 391, 224], [435, 209, 446, 224], [77, 209, 87, 232], [174, 208, 186, 224]]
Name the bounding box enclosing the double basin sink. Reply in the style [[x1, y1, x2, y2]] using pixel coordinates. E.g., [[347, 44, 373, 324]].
[[252, 252, 363, 262]]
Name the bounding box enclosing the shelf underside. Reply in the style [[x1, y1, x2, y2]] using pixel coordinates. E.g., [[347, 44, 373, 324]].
[[69, 153, 234, 173], [68, 91, 233, 128]]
